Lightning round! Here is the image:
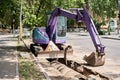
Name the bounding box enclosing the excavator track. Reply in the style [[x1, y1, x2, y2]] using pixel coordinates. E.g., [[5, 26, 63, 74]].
[[30, 43, 73, 58]]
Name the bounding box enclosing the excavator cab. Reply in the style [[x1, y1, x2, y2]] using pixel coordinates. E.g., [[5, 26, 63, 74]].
[[46, 12, 67, 44], [33, 16, 67, 45], [51, 16, 67, 44]]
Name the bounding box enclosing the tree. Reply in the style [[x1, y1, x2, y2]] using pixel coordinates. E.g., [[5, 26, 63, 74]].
[[0, 0, 118, 31], [0, 0, 20, 29], [89, 0, 118, 34], [90, 0, 118, 21]]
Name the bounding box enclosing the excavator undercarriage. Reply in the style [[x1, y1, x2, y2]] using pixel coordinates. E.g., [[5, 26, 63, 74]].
[[30, 42, 73, 58]]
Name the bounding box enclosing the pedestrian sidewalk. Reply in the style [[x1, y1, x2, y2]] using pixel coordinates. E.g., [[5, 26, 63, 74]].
[[0, 34, 19, 80]]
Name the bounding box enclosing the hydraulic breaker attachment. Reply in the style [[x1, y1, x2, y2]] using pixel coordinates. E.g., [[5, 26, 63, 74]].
[[83, 52, 105, 66]]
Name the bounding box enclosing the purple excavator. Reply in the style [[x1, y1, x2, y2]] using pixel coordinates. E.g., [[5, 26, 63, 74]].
[[30, 8, 105, 66]]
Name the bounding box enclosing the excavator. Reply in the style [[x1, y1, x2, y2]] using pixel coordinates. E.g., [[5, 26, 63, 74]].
[[30, 7, 105, 66]]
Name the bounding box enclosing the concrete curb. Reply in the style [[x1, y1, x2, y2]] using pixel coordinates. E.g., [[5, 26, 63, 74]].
[[13, 38, 19, 80], [101, 37, 120, 40], [15, 51, 19, 80]]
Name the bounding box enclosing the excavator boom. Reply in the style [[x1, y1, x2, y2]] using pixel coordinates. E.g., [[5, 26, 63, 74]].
[[47, 8, 105, 54], [47, 8, 105, 66]]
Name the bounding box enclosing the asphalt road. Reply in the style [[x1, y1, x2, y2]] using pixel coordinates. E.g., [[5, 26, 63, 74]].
[[66, 32, 120, 79], [67, 32, 120, 62]]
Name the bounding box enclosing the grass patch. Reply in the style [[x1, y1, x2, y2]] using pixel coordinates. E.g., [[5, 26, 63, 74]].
[[17, 45, 28, 52], [17, 42, 30, 52], [19, 58, 46, 80], [17, 44, 46, 80]]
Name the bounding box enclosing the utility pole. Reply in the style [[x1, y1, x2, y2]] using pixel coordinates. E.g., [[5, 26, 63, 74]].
[[108, 22, 111, 35], [118, 0, 120, 34], [18, 0, 23, 43]]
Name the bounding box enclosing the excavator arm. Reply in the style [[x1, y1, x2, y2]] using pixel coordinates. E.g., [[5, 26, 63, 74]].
[[82, 9, 105, 55], [47, 8, 105, 54], [47, 8, 105, 66]]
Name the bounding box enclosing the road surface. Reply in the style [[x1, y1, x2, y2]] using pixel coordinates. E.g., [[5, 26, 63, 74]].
[[66, 32, 120, 80], [0, 34, 18, 80]]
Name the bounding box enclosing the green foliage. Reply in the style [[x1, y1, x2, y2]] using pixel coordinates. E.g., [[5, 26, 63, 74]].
[[0, 0, 118, 30], [93, 18, 106, 35], [117, 20, 120, 25], [17, 44, 45, 80], [19, 58, 46, 80], [0, 0, 20, 29], [90, 0, 118, 21], [93, 18, 105, 30], [22, 0, 87, 30]]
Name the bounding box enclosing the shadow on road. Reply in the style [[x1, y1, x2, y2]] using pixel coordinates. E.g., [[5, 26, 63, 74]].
[[0, 61, 17, 79], [0, 36, 18, 79]]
